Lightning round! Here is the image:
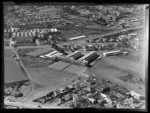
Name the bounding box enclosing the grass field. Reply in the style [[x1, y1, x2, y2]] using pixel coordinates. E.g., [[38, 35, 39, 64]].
[[20, 56, 54, 68], [4, 48, 28, 84], [87, 58, 145, 95], [26, 48, 54, 57], [63, 64, 87, 75], [48, 61, 71, 71], [104, 56, 145, 80], [26, 67, 77, 87], [17, 48, 37, 57]]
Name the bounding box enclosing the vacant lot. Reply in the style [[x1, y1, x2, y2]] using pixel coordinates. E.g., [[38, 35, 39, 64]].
[[26, 67, 77, 87]]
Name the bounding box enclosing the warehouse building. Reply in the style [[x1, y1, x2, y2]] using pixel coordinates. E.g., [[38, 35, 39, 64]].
[[68, 35, 86, 41], [78, 51, 99, 65], [54, 51, 100, 66], [83, 52, 99, 63], [66, 51, 83, 60], [78, 51, 96, 61], [40, 50, 58, 58], [103, 50, 122, 57]]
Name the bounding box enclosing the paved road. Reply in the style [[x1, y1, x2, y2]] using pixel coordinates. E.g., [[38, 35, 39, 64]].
[[15, 25, 144, 49], [5, 100, 66, 109], [4, 25, 144, 108], [21, 71, 84, 103], [60, 25, 144, 45], [4, 47, 38, 100]]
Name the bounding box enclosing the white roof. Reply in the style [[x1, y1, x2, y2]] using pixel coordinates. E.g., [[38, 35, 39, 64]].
[[101, 93, 107, 98], [69, 35, 86, 40], [44, 51, 58, 57], [103, 50, 121, 54]]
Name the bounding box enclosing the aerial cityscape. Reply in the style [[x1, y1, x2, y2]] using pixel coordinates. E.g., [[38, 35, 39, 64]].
[[4, 3, 148, 109]]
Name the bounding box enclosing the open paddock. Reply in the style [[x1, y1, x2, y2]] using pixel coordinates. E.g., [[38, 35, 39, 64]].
[[26, 67, 77, 87], [63, 64, 87, 75], [48, 61, 71, 71], [26, 48, 55, 57], [87, 58, 145, 95], [104, 56, 145, 80], [4, 48, 28, 84]]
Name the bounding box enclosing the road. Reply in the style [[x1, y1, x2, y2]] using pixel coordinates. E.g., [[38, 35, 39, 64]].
[[60, 25, 144, 45], [4, 100, 66, 109], [21, 71, 84, 103], [4, 47, 39, 100], [15, 25, 144, 49], [4, 25, 144, 108]]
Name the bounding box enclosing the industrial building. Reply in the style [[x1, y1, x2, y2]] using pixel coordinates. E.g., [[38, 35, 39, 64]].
[[66, 51, 83, 60], [68, 35, 86, 41], [82, 52, 99, 64], [39, 50, 63, 59], [103, 50, 122, 57], [44, 51, 58, 57], [78, 51, 99, 65], [56, 51, 100, 66], [78, 51, 96, 61], [37, 49, 100, 67]]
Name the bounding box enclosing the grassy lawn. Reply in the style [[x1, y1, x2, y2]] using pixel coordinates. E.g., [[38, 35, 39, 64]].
[[20, 56, 54, 68], [4, 49, 28, 84], [87, 58, 145, 95], [104, 56, 145, 79], [26, 67, 77, 87], [17, 48, 38, 57]]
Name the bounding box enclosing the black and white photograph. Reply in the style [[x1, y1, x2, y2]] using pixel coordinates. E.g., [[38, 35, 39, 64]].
[[3, 2, 148, 110]]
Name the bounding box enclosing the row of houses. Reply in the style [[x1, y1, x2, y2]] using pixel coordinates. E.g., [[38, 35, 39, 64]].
[[32, 72, 144, 108], [4, 28, 58, 33]]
